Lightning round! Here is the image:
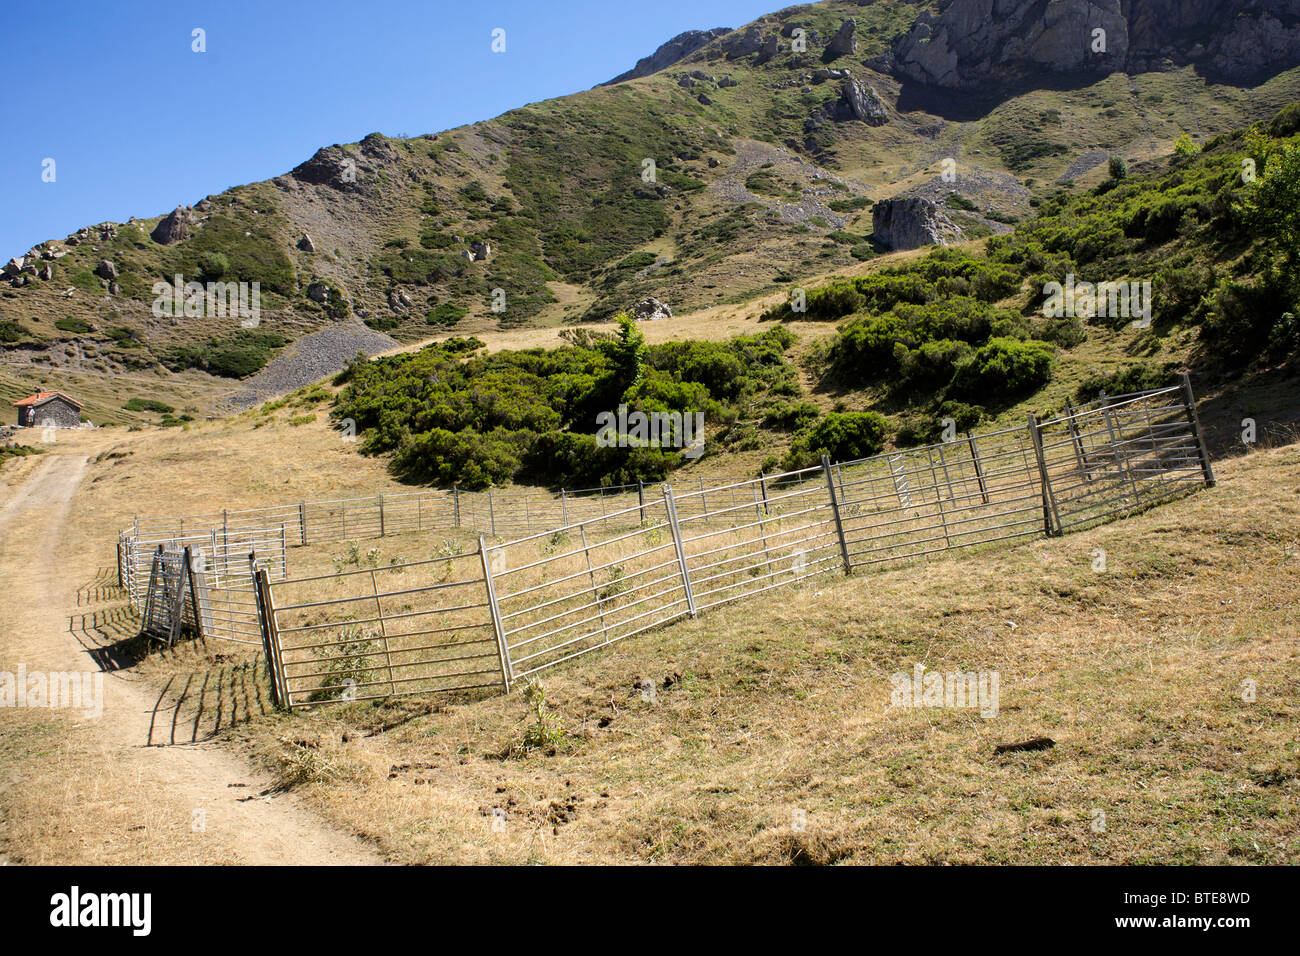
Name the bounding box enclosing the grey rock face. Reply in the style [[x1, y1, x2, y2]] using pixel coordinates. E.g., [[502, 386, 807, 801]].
[[291, 145, 365, 191], [872, 197, 963, 250], [841, 77, 889, 125], [601, 28, 731, 85], [722, 25, 767, 59], [388, 288, 412, 312], [471, 240, 491, 261], [151, 205, 194, 245], [826, 19, 858, 57], [892, 0, 1300, 88]]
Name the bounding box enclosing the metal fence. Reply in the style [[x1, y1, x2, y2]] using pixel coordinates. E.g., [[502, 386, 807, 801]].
[[248, 379, 1215, 710]]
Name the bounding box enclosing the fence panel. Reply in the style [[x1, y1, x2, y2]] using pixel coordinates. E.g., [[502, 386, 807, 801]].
[[266, 549, 500, 707], [490, 494, 689, 680], [130, 384, 1216, 706], [1036, 384, 1207, 532]]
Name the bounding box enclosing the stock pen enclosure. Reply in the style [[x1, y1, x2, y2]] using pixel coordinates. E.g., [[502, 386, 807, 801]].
[[119, 382, 1214, 711]]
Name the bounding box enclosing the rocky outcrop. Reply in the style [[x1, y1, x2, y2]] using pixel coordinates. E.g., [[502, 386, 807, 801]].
[[470, 240, 491, 261], [890, 0, 1300, 89], [630, 296, 672, 321], [840, 77, 888, 125], [722, 25, 770, 60], [297, 233, 315, 252], [601, 28, 731, 85], [826, 19, 858, 58], [291, 145, 366, 191], [872, 198, 962, 251], [388, 288, 412, 312], [150, 205, 194, 245], [94, 260, 118, 280]]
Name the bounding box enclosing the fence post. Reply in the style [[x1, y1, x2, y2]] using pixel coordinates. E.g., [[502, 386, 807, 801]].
[[759, 470, 770, 515], [637, 480, 646, 524], [821, 454, 852, 574], [699, 476, 707, 517], [1180, 372, 1216, 487], [251, 556, 287, 711], [488, 487, 496, 536], [478, 536, 513, 692], [378, 494, 385, 537], [1027, 413, 1062, 536], [298, 502, 307, 545], [662, 487, 697, 618], [560, 489, 568, 526], [967, 432, 990, 504], [1063, 399, 1091, 482], [453, 484, 461, 529]]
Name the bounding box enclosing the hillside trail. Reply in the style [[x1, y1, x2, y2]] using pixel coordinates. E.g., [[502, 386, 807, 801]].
[[0, 452, 383, 865]]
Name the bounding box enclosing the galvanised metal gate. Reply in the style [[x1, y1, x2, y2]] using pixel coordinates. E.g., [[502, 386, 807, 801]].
[[257, 379, 1218, 710]]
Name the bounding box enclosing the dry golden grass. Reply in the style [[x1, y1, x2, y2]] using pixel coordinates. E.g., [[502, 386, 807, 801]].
[[154, 442, 1298, 865]]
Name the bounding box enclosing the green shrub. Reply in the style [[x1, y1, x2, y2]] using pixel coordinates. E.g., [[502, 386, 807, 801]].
[[948, 337, 1055, 403], [426, 303, 467, 326], [783, 411, 889, 470], [122, 398, 174, 414], [197, 251, 229, 279], [55, 317, 91, 334]]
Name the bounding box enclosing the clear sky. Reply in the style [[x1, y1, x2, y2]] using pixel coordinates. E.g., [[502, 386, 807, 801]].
[[0, 0, 778, 258]]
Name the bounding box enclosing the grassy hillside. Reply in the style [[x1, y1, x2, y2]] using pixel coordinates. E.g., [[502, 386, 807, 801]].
[[310, 105, 1300, 489], [4, 0, 1300, 419]]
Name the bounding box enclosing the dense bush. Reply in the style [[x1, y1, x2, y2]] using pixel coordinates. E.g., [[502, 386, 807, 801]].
[[161, 330, 289, 378], [333, 323, 799, 489], [55, 317, 91, 334], [948, 337, 1055, 402], [783, 411, 889, 470]]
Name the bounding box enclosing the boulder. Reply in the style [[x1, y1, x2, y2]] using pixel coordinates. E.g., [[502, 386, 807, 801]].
[[389, 288, 412, 312], [718, 74, 738, 87], [698, 93, 713, 105], [297, 233, 316, 252], [150, 205, 194, 245], [307, 281, 330, 303], [630, 296, 673, 321], [3, 257, 23, 277], [872, 197, 962, 251], [94, 260, 118, 280], [840, 77, 889, 125], [826, 19, 857, 57], [677, 75, 699, 88], [38, 265, 53, 281], [471, 240, 491, 261]]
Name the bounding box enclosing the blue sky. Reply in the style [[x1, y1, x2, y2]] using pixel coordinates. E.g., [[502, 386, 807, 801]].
[[0, 0, 777, 257]]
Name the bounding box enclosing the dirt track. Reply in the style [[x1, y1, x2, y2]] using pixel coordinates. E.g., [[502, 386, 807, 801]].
[[0, 452, 383, 865]]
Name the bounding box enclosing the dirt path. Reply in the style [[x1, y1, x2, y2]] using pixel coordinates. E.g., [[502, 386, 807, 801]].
[[0, 453, 383, 865]]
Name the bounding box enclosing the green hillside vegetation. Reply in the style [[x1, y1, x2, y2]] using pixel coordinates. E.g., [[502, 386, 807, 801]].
[[332, 322, 798, 488], [761, 103, 1300, 441]]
